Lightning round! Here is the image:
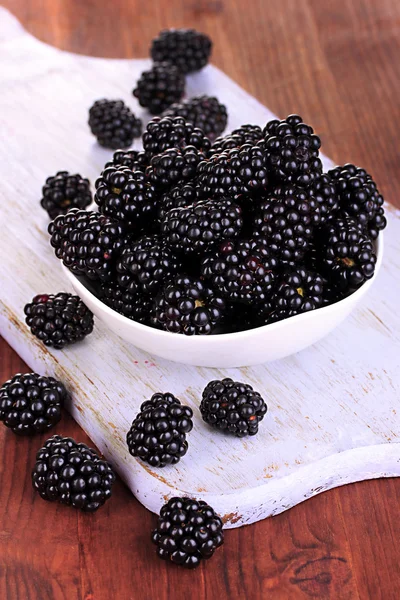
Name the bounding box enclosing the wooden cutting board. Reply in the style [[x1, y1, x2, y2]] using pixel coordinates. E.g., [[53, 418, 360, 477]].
[[1, 7, 400, 528]]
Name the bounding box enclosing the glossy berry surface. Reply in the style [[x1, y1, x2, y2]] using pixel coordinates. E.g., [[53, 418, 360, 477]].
[[268, 265, 325, 322], [146, 146, 204, 190], [163, 95, 227, 140], [133, 62, 185, 115], [88, 99, 142, 149], [40, 171, 92, 219], [157, 182, 199, 223], [100, 280, 152, 323], [151, 29, 212, 74], [209, 124, 263, 156], [104, 149, 150, 172], [142, 116, 211, 159]]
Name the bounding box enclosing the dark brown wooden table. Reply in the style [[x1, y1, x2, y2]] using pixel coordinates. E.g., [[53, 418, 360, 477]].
[[1, 1, 400, 598]]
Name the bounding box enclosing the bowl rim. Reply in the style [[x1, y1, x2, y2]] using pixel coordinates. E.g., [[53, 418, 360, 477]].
[[62, 233, 383, 343]]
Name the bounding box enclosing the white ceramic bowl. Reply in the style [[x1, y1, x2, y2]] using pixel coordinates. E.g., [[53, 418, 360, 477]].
[[62, 235, 383, 367]]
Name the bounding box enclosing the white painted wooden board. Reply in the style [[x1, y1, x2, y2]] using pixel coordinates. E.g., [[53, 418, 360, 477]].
[[1, 8, 400, 528]]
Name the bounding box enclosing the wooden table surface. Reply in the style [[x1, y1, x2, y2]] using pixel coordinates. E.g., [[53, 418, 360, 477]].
[[1, 1, 400, 598]]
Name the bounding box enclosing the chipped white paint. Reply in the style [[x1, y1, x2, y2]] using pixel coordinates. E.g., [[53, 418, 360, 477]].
[[1, 8, 400, 528]]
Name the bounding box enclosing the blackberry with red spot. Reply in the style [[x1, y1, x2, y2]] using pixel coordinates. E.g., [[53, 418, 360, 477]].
[[126, 393, 193, 468], [161, 199, 243, 255], [163, 95, 227, 140], [32, 435, 116, 512], [157, 182, 199, 223], [328, 163, 386, 239], [201, 238, 278, 304], [200, 378, 267, 437], [104, 149, 150, 172], [133, 62, 185, 115], [40, 171, 92, 219], [0, 373, 68, 436], [88, 99, 142, 149], [142, 116, 211, 159], [268, 265, 325, 323], [48, 209, 126, 281], [146, 146, 204, 190], [151, 29, 212, 74], [152, 275, 225, 335], [209, 124, 263, 156], [100, 280, 151, 323], [261, 114, 322, 186], [24, 293, 94, 349]]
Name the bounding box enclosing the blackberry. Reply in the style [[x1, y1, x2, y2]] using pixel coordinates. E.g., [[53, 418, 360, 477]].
[[100, 281, 151, 323], [261, 114, 322, 186], [209, 124, 263, 156], [307, 173, 339, 224], [133, 62, 185, 115], [161, 199, 243, 256], [201, 238, 278, 304], [268, 265, 325, 322], [104, 149, 150, 172], [146, 146, 204, 190], [24, 293, 94, 349], [251, 185, 316, 263], [95, 167, 158, 230], [142, 116, 211, 159], [319, 216, 376, 293], [32, 435, 116, 512], [40, 171, 92, 219], [48, 209, 125, 281], [0, 373, 68, 436], [328, 163, 386, 239], [117, 235, 182, 294], [200, 378, 267, 437], [152, 497, 223, 569], [157, 182, 199, 223], [163, 95, 227, 140], [126, 392, 193, 468], [152, 275, 225, 335], [196, 144, 269, 199], [88, 99, 142, 149], [151, 29, 212, 74]]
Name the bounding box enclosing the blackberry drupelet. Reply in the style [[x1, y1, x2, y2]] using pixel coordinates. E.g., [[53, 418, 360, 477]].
[[117, 235, 182, 294], [100, 280, 152, 323], [133, 62, 185, 115], [196, 144, 269, 199], [126, 393, 193, 468], [161, 199, 243, 255], [157, 182, 199, 223], [151, 29, 212, 74], [24, 293, 94, 349], [268, 265, 325, 323], [307, 173, 339, 224], [88, 99, 142, 149], [142, 116, 211, 159], [146, 146, 204, 189], [32, 435, 116, 511], [48, 209, 126, 281], [261, 114, 322, 186], [251, 185, 316, 263], [152, 497, 223, 569], [40, 171, 92, 219], [200, 378, 267, 437], [0, 373, 68, 435], [104, 149, 150, 172], [163, 95, 227, 140], [201, 238, 278, 304], [328, 163, 386, 239], [209, 124, 263, 156], [151, 275, 225, 335], [95, 167, 158, 230], [319, 216, 376, 293]]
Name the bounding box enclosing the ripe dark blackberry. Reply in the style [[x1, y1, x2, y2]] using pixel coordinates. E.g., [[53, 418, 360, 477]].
[[163, 95, 227, 140], [133, 62, 185, 115], [95, 167, 158, 230], [307, 173, 340, 224], [261, 114, 322, 186], [152, 275, 225, 335], [100, 281, 151, 323], [40, 171, 92, 219], [200, 378, 267, 437], [201, 238, 278, 305], [32, 435, 116, 512], [24, 293, 94, 349], [157, 182, 199, 223], [104, 149, 150, 172], [152, 497, 223, 569], [328, 163, 386, 239], [146, 146, 204, 190], [151, 29, 212, 74], [88, 99, 142, 149], [268, 265, 325, 323], [161, 199, 243, 256], [127, 392, 193, 468], [251, 185, 317, 263], [117, 235, 182, 294], [48, 209, 126, 281], [319, 216, 376, 293], [209, 124, 263, 156], [0, 373, 68, 436], [142, 116, 211, 159], [196, 144, 269, 199]]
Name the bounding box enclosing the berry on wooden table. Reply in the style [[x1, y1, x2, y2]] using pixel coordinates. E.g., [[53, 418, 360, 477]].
[[88, 99, 142, 149], [133, 62, 185, 115]]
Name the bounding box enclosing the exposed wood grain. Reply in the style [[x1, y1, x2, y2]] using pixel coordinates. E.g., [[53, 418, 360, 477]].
[[1, 0, 400, 598]]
